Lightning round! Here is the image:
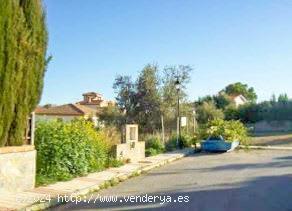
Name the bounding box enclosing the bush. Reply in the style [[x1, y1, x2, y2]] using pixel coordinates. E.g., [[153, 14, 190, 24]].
[[145, 148, 160, 157], [35, 119, 110, 185], [165, 136, 178, 151], [204, 119, 249, 145], [107, 157, 125, 168], [97, 126, 121, 148], [145, 136, 165, 156]]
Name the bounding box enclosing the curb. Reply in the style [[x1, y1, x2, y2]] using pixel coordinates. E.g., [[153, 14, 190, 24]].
[[22, 148, 194, 211], [239, 145, 292, 150]]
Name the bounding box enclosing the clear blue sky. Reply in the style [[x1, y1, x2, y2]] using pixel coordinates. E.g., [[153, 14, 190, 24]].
[[41, 0, 292, 105]]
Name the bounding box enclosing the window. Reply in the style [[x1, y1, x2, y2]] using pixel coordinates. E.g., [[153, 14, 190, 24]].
[[129, 127, 136, 140]]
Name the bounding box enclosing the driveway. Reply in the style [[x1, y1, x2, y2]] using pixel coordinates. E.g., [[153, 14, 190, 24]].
[[50, 150, 292, 211]]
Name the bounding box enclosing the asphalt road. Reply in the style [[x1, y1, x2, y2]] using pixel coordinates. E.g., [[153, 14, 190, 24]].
[[50, 150, 292, 211]]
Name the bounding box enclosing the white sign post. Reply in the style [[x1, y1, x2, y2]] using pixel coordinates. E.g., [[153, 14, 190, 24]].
[[181, 117, 187, 127]]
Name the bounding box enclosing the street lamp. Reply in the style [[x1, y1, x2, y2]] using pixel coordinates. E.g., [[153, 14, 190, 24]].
[[175, 78, 181, 149]]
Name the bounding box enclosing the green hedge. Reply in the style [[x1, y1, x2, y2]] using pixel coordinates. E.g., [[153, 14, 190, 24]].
[[35, 119, 110, 185]]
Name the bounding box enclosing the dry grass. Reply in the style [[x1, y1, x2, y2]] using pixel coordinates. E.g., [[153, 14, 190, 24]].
[[251, 132, 292, 146]]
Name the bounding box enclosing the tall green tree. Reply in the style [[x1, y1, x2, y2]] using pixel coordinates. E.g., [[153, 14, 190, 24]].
[[222, 82, 257, 102], [160, 65, 193, 134], [113, 75, 136, 124], [135, 64, 161, 133], [113, 64, 193, 137], [0, 0, 48, 146], [278, 93, 289, 104]]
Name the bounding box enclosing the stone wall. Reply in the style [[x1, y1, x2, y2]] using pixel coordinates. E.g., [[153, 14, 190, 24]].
[[0, 145, 36, 194], [252, 121, 292, 133]]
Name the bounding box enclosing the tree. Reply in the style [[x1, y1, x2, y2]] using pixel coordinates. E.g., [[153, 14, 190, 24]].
[[113, 75, 136, 124], [278, 93, 289, 104], [213, 93, 234, 110], [99, 104, 124, 127], [224, 105, 240, 121], [160, 65, 193, 135], [0, 0, 48, 146], [135, 64, 161, 133], [113, 64, 193, 138], [196, 95, 214, 106], [196, 101, 224, 124], [223, 82, 257, 102]]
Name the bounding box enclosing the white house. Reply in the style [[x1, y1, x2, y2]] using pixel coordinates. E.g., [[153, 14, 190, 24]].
[[230, 94, 248, 107], [35, 103, 98, 124], [35, 92, 115, 126]]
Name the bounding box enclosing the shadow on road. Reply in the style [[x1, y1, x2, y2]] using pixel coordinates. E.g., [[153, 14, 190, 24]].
[[50, 174, 292, 211]]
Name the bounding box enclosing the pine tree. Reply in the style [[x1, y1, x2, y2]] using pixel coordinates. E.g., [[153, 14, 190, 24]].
[[0, 0, 48, 146]]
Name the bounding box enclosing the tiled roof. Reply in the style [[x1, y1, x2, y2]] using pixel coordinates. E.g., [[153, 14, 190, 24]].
[[82, 92, 102, 96], [73, 103, 97, 115], [35, 104, 84, 116], [35, 103, 100, 116]]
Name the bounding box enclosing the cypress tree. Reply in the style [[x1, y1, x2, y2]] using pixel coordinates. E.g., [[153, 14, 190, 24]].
[[0, 0, 48, 146]]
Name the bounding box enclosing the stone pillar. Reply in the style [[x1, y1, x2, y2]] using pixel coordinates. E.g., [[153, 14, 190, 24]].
[[114, 124, 145, 162]]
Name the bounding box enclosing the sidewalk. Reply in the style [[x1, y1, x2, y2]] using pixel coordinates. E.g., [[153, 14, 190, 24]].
[[0, 148, 194, 211], [239, 145, 292, 150]]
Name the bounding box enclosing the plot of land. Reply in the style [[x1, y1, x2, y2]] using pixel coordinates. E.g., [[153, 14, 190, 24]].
[[52, 150, 292, 211], [251, 132, 292, 147]]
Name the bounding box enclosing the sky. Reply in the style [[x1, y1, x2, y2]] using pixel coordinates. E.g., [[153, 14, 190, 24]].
[[41, 0, 292, 105]]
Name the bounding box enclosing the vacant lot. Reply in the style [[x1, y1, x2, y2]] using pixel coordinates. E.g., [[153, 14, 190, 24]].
[[52, 150, 292, 211], [251, 133, 292, 147]]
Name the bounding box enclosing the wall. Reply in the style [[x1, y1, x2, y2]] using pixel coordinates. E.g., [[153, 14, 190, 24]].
[[0, 146, 36, 194], [252, 120, 292, 133], [35, 115, 79, 122], [114, 142, 145, 162]]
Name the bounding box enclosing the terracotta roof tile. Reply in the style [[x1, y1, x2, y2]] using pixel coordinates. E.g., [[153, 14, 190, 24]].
[[35, 104, 84, 116]]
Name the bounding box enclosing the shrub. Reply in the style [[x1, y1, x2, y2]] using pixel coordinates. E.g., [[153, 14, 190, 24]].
[[107, 157, 124, 168], [35, 119, 109, 185], [97, 126, 121, 148], [180, 134, 194, 148], [204, 119, 249, 145], [165, 136, 178, 151], [145, 148, 160, 157], [145, 136, 165, 156]]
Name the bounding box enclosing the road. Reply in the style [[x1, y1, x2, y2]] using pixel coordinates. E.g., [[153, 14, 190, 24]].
[[50, 150, 292, 211]]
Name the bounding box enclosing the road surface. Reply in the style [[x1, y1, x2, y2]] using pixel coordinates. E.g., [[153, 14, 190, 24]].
[[50, 150, 292, 211]]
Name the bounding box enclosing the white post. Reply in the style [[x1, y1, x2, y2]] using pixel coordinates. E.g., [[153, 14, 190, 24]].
[[30, 112, 35, 145]]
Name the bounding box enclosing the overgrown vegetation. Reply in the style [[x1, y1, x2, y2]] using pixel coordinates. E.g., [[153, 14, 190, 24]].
[[35, 119, 122, 186], [145, 134, 195, 156], [111, 64, 194, 137], [236, 97, 292, 123], [0, 0, 49, 146], [202, 119, 249, 145], [145, 135, 165, 156]]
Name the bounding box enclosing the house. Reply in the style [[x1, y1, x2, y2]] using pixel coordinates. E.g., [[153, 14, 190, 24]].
[[35, 103, 99, 125], [35, 92, 114, 126], [230, 94, 248, 107], [79, 92, 115, 110]]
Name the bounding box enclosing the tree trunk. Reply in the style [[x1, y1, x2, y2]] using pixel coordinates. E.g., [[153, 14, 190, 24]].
[[161, 115, 165, 144]]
